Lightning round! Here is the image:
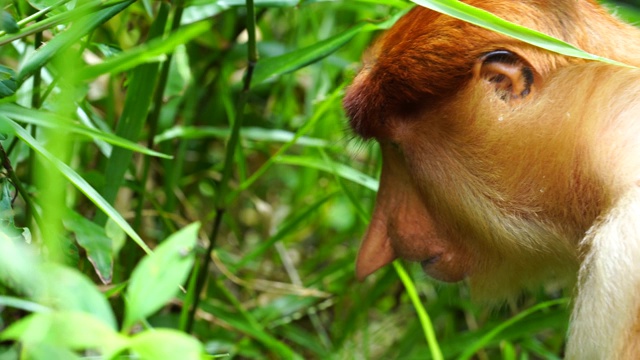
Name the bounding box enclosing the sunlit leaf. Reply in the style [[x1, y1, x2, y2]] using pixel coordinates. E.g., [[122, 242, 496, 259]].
[[129, 329, 203, 360], [123, 223, 200, 329], [1, 311, 128, 358]]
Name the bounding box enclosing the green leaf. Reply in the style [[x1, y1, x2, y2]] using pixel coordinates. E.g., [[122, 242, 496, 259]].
[[411, 0, 633, 67], [0, 230, 43, 296], [27, 0, 71, 11], [154, 126, 329, 148], [123, 222, 200, 329], [0, 11, 19, 34], [252, 11, 406, 85], [0, 179, 31, 243], [75, 21, 209, 81], [0, 65, 17, 98], [457, 298, 569, 360], [0, 103, 171, 158], [129, 329, 203, 360], [63, 210, 114, 284], [275, 155, 379, 191], [17, 0, 135, 83], [39, 265, 117, 329], [0, 296, 51, 313], [0, 311, 128, 358], [95, 5, 169, 225], [0, 116, 152, 255]]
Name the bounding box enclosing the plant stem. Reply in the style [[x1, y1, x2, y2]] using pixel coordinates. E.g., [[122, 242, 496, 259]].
[[184, 0, 258, 333]]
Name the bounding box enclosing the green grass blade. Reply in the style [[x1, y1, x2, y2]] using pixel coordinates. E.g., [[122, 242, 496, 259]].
[[457, 298, 569, 360], [0, 104, 171, 158], [411, 0, 633, 67], [0, 0, 102, 46], [154, 126, 330, 148], [17, 0, 135, 83], [1, 116, 151, 254], [97, 9, 169, 222], [275, 155, 379, 191], [393, 261, 443, 360], [233, 192, 336, 270], [252, 11, 406, 85], [76, 21, 209, 81]]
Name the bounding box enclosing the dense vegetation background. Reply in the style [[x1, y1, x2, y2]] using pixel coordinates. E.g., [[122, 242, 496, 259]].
[[0, 0, 638, 359]]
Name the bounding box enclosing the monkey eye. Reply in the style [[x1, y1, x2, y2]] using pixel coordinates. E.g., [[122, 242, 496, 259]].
[[475, 50, 536, 100]]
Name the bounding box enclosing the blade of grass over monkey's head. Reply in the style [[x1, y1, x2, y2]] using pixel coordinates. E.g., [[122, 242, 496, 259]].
[[410, 0, 634, 67]]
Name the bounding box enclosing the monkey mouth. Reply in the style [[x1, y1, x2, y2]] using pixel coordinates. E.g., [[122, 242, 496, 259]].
[[419, 253, 467, 283], [420, 254, 441, 266]]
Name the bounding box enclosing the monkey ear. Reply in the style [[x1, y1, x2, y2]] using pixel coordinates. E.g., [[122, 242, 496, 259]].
[[474, 50, 536, 100]]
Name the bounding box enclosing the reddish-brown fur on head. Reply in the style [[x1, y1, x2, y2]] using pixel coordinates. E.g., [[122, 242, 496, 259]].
[[345, 1, 640, 357], [344, 0, 640, 138]]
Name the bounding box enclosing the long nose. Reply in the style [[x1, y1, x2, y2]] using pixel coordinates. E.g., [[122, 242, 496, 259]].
[[355, 206, 397, 281], [355, 143, 414, 280]]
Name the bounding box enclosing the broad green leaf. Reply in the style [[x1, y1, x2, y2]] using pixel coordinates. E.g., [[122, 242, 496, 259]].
[[1, 311, 128, 358], [0, 104, 170, 158], [123, 222, 200, 329], [275, 155, 379, 191], [252, 11, 407, 85], [63, 210, 114, 284], [19, 343, 81, 360], [39, 265, 117, 329], [17, 0, 135, 83], [0, 232, 115, 328], [1, 117, 152, 255], [0, 230, 43, 296], [0, 11, 19, 34], [411, 0, 632, 67], [0, 65, 17, 98], [129, 329, 203, 360], [0, 179, 30, 242]]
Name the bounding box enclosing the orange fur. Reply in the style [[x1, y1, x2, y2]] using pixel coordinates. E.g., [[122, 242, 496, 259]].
[[344, 1, 640, 358]]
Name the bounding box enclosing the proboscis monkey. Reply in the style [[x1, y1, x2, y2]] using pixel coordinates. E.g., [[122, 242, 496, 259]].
[[343, 1, 640, 358]]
